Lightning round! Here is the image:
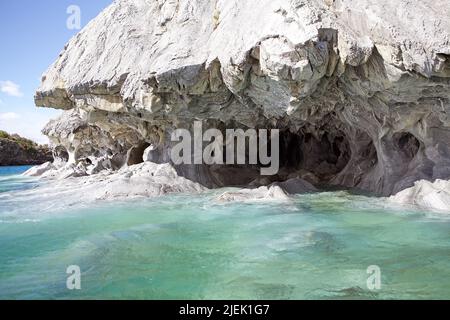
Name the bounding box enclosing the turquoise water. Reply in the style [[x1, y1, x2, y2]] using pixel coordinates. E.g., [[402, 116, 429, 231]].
[[0, 166, 32, 176], [0, 166, 450, 300], [0, 166, 36, 194]]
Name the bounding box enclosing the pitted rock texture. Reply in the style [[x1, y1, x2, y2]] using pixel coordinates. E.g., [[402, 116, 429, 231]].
[[35, 0, 450, 196]]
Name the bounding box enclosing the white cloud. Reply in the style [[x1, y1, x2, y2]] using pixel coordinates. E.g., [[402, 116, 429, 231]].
[[0, 80, 23, 97], [0, 112, 21, 121], [0, 109, 61, 144]]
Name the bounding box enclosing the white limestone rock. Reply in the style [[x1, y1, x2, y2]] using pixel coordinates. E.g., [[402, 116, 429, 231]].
[[92, 162, 206, 200], [390, 179, 450, 212], [34, 0, 450, 197], [36, 162, 206, 202], [22, 162, 55, 177], [215, 185, 290, 203]]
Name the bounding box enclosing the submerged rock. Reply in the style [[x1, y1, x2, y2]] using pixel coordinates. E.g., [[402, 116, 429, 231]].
[[390, 179, 450, 212], [34, 0, 450, 198], [271, 178, 318, 195], [215, 185, 290, 203], [215, 177, 317, 202]]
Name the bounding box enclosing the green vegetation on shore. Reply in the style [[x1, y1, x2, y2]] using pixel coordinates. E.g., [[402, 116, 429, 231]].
[[0, 130, 47, 150], [0, 130, 52, 166]]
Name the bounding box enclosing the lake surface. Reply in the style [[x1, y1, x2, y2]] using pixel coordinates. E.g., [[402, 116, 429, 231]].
[[0, 166, 449, 299]]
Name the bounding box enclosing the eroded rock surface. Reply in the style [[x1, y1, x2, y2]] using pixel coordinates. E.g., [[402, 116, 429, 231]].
[[215, 185, 291, 203], [35, 0, 450, 196], [22, 162, 55, 177], [26, 162, 205, 201], [214, 177, 317, 202], [390, 179, 450, 211]]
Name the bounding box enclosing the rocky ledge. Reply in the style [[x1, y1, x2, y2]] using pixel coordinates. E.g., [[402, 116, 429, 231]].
[[0, 131, 52, 166], [390, 179, 450, 212], [30, 0, 450, 210], [24, 161, 206, 200]]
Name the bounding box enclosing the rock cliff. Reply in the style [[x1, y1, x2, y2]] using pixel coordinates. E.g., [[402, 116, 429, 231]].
[[0, 131, 52, 166], [34, 0, 450, 198]]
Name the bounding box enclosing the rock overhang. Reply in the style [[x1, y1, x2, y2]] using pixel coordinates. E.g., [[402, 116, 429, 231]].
[[34, 0, 450, 196]]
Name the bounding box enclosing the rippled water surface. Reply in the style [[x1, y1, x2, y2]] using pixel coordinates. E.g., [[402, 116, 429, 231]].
[[0, 166, 450, 299]]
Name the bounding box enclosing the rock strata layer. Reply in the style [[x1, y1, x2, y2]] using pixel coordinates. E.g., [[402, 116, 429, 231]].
[[34, 0, 450, 197]]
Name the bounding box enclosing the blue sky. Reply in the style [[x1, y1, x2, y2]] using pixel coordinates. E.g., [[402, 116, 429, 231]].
[[0, 0, 113, 143]]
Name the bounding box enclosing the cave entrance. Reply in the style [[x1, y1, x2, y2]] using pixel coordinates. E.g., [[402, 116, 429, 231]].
[[279, 129, 351, 183], [127, 142, 151, 166], [174, 121, 355, 189], [54, 146, 69, 162], [393, 132, 420, 161]]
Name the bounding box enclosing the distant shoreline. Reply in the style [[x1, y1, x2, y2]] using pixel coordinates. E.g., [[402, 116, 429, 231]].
[[0, 164, 41, 167], [0, 130, 53, 167]]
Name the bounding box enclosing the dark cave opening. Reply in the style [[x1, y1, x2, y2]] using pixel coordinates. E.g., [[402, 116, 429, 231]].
[[279, 129, 351, 183], [393, 132, 420, 160], [54, 146, 69, 162], [175, 122, 366, 190], [127, 142, 151, 166]]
